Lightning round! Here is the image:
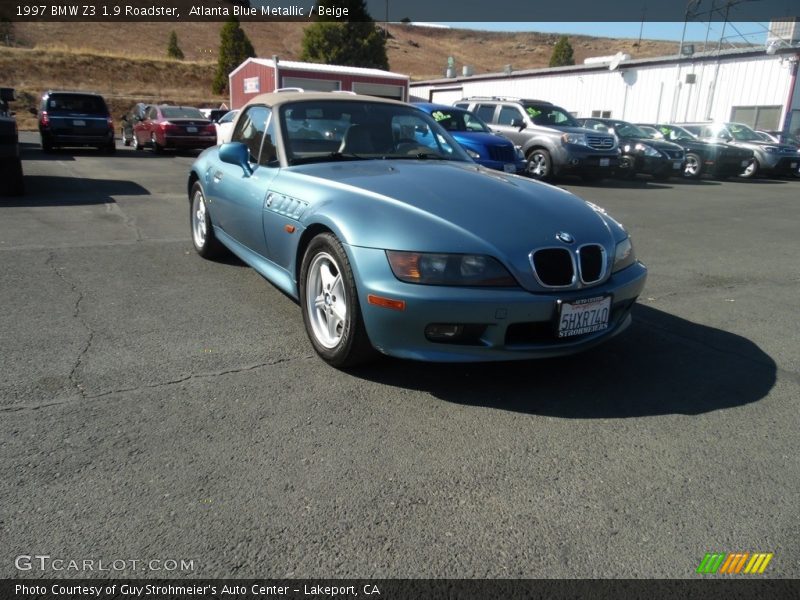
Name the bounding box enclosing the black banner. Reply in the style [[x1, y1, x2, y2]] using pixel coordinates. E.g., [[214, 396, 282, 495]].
[[3, 579, 799, 600], [2, 0, 798, 23]]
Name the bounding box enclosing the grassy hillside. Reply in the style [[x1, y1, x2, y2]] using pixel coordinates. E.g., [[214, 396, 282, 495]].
[[4, 22, 683, 130]]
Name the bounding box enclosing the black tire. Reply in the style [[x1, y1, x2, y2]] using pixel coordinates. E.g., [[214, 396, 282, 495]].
[[189, 182, 225, 259], [0, 159, 25, 197], [683, 152, 703, 179], [151, 133, 162, 154], [526, 148, 552, 180], [41, 139, 54, 153], [102, 142, 116, 154], [615, 156, 636, 180], [299, 233, 377, 368], [133, 133, 143, 151], [740, 159, 759, 178]]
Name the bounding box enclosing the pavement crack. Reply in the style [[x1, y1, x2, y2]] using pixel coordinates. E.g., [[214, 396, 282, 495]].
[[84, 355, 315, 400], [46, 251, 94, 398]]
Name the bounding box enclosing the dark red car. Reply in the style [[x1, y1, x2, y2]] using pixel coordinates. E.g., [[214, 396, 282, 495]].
[[132, 105, 216, 153]]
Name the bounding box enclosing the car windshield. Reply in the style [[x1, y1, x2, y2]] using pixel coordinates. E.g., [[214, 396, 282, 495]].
[[522, 103, 578, 127], [611, 121, 649, 138], [219, 110, 238, 124], [281, 100, 471, 164], [660, 125, 697, 141], [723, 123, 762, 141], [161, 107, 205, 119], [428, 108, 491, 133]]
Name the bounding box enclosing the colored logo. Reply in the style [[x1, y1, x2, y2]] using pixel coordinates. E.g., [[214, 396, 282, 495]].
[[696, 552, 774, 574]]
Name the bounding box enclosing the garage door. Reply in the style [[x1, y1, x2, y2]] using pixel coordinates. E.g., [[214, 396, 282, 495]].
[[281, 77, 341, 92], [430, 88, 464, 105], [351, 82, 406, 101]]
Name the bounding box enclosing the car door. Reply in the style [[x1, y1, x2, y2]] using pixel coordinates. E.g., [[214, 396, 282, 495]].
[[207, 104, 277, 257], [491, 104, 528, 146]]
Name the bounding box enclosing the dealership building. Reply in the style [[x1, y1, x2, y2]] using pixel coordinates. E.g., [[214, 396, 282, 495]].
[[410, 31, 800, 134]]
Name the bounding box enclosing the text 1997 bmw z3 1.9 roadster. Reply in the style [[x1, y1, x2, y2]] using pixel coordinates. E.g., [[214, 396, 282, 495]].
[[187, 92, 647, 367]]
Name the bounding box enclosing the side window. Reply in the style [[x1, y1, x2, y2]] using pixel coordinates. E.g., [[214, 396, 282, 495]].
[[259, 111, 278, 167], [232, 105, 270, 163], [146, 107, 157, 120], [474, 104, 496, 124], [498, 106, 523, 126]]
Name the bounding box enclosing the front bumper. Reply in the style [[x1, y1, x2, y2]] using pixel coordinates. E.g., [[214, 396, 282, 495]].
[[758, 154, 799, 176], [347, 245, 647, 362], [477, 158, 528, 174], [629, 154, 684, 177], [554, 146, 619, 175]]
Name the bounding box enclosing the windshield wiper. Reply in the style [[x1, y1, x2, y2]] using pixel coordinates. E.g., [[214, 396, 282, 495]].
[[289, 152, 367, 165], [391, 152, 447, 160]]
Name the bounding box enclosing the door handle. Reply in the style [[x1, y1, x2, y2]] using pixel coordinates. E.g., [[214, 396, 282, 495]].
[[213, 170, 223, 182]]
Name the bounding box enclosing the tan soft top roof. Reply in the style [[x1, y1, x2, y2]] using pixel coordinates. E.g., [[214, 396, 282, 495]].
[[245, 91, 408, 108]]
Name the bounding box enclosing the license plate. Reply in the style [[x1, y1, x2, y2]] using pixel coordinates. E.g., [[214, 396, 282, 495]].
[[558, 296, 611, 338], [673, 161, 682, 169], [791, 162, 798, 169], [73, 120, 85, 126], [741, 160, 750, 167], [186, 126, 198, 133], [599, 158, 610, 167], [503, 163, 516, 173]]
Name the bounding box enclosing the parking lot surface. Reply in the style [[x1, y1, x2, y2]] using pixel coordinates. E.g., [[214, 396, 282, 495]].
[[2, 132, 798, 578]]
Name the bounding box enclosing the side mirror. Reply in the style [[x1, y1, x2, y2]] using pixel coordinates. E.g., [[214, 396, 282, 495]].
[[219, 142, 253, 177], [511, 118, 526, 131]]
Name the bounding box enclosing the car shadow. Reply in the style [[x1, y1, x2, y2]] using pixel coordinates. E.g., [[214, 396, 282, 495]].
[[563, 176, 675, 190], [349, 304, 776, 418], [726, 178, 790, 184], [1, 175, 149, 206]]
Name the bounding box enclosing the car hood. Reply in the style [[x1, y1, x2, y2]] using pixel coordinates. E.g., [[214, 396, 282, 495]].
[[450, 131, 513, 148], [284, 160, 620, 289]]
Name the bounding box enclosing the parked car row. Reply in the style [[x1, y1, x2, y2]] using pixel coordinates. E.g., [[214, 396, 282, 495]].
[[418, 95, 799, 182]]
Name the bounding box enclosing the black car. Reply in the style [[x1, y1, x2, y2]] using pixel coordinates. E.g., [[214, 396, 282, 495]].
[[120, 102, 147, 147], [0, 87, 24, 196], [31, 90, 115, 153], [637, 123, 754, 179], [578, 117, 685, 180]]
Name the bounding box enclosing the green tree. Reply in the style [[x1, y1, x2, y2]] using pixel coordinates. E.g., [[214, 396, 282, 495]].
[[212, 16, 255, 94], [301, 0, 389, 70], [167, 30, 184, 60], [549, 36, 575, 68]]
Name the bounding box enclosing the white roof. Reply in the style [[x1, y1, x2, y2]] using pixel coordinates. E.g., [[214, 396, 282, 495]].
[[229, 57, 409, 81]]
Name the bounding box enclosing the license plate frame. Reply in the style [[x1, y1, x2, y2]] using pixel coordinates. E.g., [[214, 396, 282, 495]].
[[503, 163, 516, 173], [186, 126, 198, 133], [73, 119, 86, 127], [557, 295, 612, 338], [599, 158, 610, 167], [672, 160, 682, 169]]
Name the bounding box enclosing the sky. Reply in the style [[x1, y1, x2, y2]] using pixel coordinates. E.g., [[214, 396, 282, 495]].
[[438, 22, 772, 46]]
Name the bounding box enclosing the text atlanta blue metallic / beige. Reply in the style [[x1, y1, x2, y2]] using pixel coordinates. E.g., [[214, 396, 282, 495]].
[[188, 92, 646, 368]]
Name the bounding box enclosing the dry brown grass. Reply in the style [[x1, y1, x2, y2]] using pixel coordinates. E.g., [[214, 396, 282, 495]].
[[4, 22, 683, 130]]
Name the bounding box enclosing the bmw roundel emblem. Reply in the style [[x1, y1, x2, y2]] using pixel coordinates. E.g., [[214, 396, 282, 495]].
[[555, 231, 575, 244]]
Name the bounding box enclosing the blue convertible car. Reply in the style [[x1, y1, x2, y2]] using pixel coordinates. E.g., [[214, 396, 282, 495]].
[[188, 92, 647, 367]]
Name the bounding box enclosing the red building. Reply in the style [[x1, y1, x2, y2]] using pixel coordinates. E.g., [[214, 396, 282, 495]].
[[229, 57, 410, 109]]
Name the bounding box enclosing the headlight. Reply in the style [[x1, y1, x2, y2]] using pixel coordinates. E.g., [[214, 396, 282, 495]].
[[612, 237, 636, 273], [763, 146, 778, 153], [562, 133, 588, 146], [465, 148, 481, 159], [386, 251, 517, 286], [634, 143, 662, 157]]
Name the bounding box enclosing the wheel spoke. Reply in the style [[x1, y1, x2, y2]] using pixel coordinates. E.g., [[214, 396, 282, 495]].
[[314, 294, 326, 310], [319, 262, 336, 291], [326, 311, 342, 340]]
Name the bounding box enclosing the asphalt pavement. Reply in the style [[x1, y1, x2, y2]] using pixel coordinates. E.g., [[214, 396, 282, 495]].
[[2, 132, 798, 579]]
